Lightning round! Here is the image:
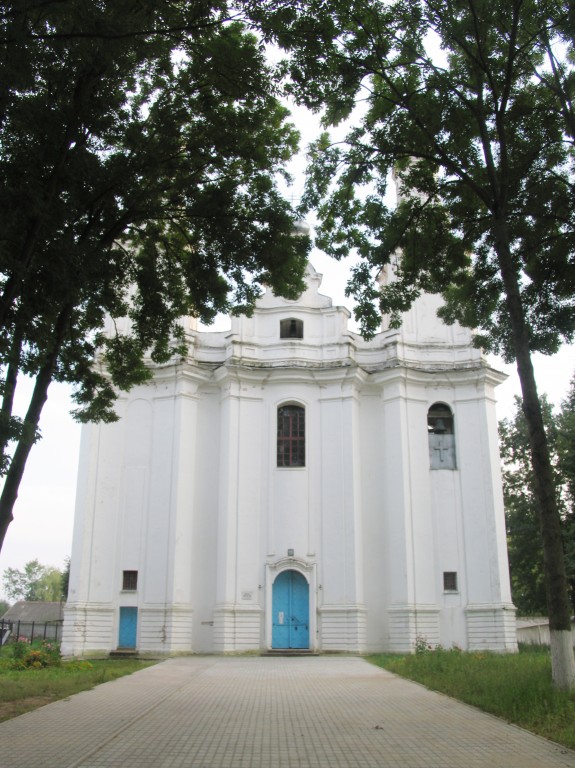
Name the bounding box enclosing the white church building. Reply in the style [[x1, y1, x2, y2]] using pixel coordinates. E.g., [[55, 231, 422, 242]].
[[62, 261, 517, 656]]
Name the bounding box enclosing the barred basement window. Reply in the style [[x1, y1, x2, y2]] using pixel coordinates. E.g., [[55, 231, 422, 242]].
[[443, 571, 458, 592], [122, 570, 138, 591], [277, 404, 305, 467], [280, 318, 304, 339]]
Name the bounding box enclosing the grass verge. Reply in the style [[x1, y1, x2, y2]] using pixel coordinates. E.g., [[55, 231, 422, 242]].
[[369, 644, 575, 750], [0, 658, 156, 722]]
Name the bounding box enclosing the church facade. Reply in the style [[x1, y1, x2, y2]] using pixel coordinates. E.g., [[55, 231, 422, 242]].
[[62, 263, 517, 656]]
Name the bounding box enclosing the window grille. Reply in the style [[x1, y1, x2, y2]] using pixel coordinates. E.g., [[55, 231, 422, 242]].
[[277, 405, 305, 467], [443, 571, 458, 591], [122, 570, 138, 591]]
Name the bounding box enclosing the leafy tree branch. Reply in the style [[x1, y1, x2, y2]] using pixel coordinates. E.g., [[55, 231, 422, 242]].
[[0, 1, 311, 551]]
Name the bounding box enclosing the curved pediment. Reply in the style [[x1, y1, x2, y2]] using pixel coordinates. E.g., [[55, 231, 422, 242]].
[[256, 263, 333, 310]]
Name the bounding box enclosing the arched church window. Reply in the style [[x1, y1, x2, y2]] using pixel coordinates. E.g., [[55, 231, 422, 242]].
[[428, 403, 456, 469], [277, 404, 305, 467], [280, 318, 304, 339]]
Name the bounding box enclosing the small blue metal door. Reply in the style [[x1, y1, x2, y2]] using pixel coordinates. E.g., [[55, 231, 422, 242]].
[[118, 607, 137, 649], [272, 570, 309, 649]]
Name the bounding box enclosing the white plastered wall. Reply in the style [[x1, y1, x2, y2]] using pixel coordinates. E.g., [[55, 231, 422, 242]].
[[63, 263, 516, 656]]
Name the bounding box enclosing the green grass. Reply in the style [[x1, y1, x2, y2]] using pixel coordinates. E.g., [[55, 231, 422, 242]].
[[369, 644, 575, 750], [0, 651, 156, 722]]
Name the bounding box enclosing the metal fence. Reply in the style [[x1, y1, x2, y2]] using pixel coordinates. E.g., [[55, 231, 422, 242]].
[[0, 619, 63, 645]]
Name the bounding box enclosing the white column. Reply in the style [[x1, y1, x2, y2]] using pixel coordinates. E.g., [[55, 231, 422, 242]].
[[318, 369, 367, 651], [379, 370, 439, 651], [456, 372, 517, 651], [212, 368, 263, 651], [62, 398, 128, 656], [141, 368, 201, 653]]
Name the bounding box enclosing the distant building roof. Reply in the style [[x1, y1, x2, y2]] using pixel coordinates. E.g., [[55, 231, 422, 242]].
[[1, 601, 63, 623]]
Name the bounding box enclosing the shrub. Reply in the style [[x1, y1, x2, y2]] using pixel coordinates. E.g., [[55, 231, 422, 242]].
[[11, 640, 30, 660], [11, 640, 61, 670]]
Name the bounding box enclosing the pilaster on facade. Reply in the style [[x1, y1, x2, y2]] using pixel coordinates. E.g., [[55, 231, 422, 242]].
[[161, 382, 199, 609], [388, 604, 441, 652], [139, 604, 194, 654], [456, 393, 513, 610], [213, 375, 242, 608], [212, 604, 263, 652], [466, 603, 518, 652], [320, 376, 368, 608], [380, 376, 439, 610], [61, 603, 115, 657], [318, 605, 367, 652], [319, 388, 365, 610]]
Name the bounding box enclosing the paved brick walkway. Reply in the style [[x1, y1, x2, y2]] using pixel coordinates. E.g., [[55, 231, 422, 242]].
[[1, 656, 575, 767]]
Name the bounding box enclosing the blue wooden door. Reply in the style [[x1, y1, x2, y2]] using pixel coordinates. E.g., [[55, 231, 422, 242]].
[[272, 570, 309, 649], [118, 607, 138, 649]]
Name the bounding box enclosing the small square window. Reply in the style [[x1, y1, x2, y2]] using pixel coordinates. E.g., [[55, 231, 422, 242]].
[[443, 571, 458, 591], [122, 570, 138, 591]]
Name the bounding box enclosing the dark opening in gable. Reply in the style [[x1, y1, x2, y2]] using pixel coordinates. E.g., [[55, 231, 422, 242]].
[[280, 318, 304, 339]]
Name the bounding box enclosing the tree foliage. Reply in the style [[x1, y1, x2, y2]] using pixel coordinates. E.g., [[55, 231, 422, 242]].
[[500, 395, 575, 616], [250, 0, 575, 348], [60, 557, 70, 602], [251, 0, 575, 686], [557, 377, 575, 610], [2, 559, 64, 602], [0, 2, 310, 550]]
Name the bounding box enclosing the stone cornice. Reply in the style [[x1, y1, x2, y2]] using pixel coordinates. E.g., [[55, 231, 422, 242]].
[[369, 361, 506, 388]]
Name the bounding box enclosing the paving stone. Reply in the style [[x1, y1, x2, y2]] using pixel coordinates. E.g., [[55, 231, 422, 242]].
[[1, 656, 574, 767]]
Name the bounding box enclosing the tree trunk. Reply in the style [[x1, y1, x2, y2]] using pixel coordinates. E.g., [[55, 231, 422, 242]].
[[0, 306, 70, 553], [495, 222, 575, 689], [0, 323, 24, 461], [0, 360, 56, 552]]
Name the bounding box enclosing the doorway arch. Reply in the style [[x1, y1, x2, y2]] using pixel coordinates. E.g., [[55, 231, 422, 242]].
[[271, 570, 310, 649]]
